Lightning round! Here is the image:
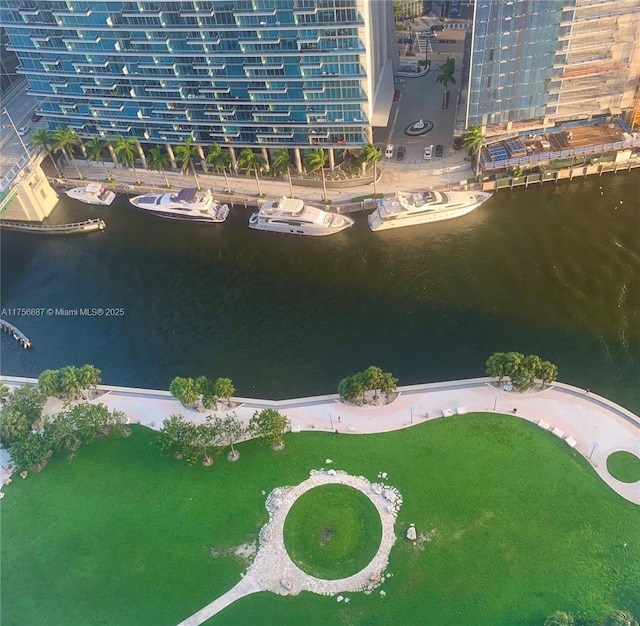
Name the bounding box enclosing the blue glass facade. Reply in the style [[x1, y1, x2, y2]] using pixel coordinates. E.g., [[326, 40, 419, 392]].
[[466, 0, 565, 128], [0, 0, 382, 149]]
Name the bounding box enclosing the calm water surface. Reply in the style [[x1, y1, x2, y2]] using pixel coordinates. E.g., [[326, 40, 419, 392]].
[[1, 172, 638, 410]]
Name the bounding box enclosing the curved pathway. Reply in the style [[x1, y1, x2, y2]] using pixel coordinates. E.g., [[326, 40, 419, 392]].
[[1, 376, 638, 504]]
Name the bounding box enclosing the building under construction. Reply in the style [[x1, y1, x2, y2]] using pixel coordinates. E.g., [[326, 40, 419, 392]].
[[458, 0, 640, 137]]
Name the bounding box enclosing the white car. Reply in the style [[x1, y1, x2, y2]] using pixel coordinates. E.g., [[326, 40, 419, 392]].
[[17, 126, 31, 136], [385, 144, 394, 159], [423, 145, 433, 160]]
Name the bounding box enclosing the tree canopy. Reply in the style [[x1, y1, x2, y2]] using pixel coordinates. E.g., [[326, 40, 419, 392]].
[[337, 366, 397, 403], [485, 352, 558, 391], [249, 408, 290, 448]]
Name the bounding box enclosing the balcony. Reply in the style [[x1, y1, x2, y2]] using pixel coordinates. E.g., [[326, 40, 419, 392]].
[[62, 35, 101, 44]]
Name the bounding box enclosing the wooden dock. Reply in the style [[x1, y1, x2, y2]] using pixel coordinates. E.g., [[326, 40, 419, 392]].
[[0, 319, 32, 349], [0, 218, 105, 235]]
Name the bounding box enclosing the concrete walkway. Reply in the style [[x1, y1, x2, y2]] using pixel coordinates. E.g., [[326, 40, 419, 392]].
[[51, 147, 475, 211], [1, 376, 638, 504]]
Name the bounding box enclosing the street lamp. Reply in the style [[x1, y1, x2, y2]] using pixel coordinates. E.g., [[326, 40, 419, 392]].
[[410, 405, 415, 424], [328, 412, 334, 430], [588, 441, 598, 460], [493, 392, 499, 411], [2, 107, 32, 160]]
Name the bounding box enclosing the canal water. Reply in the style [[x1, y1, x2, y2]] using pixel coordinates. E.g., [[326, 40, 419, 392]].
[[1, 172, 638, 411]]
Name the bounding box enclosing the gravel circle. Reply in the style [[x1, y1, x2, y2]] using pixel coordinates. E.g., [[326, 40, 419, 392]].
[[246, 469, 402, 596]]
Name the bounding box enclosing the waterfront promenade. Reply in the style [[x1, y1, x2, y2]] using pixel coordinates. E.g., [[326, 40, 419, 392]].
[[1, 376, 638, 504]]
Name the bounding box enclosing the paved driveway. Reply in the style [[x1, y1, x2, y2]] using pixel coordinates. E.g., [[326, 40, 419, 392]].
[[375, 64, 462, 164]]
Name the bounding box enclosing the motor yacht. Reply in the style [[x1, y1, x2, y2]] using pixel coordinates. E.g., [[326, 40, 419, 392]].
[[65, 183, 116, 206], [129, 188, 229, 223], [368, 189, 492, 231], [249, 196, 354, 236]]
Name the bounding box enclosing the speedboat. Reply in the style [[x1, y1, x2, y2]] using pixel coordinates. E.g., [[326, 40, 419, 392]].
[[65, 182, 116, 206], [367, 189, 492, 231], [129, 188, 229, 223], [249, 196, 354, 236]]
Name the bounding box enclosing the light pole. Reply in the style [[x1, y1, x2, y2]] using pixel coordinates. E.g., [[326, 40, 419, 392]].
[[2, 107, 32, 159], [588, 441, 598, 460], [493, 392, 499, 411], [329, 411, 334, 430], [410, 405, 414, 424]]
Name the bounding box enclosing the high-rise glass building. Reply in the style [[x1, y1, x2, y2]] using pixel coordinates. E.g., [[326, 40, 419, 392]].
[[0, 0, 397, 167], [459, 0, 640, 136]]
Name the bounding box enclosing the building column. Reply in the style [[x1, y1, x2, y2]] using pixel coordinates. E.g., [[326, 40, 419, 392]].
[[165, 144, 177, 170], [197, 144, 206, 171], [261, 147, 270, 171], [294, 148, 303, 174], [328, 148, 335, 171], [136, 141, 147, 169], [366, 126, 373, 143], [229, 146, 238, 172]]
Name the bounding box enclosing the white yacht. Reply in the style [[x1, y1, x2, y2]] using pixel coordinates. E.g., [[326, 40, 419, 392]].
[[65, 183, 116, 206], [249, 196, 354, 236], [129, 188, 229, 223], [367, 189, 492, 231]]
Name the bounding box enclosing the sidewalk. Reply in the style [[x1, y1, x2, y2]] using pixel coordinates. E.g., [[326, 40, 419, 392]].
[[53, 153, 476, 209], [1, 376, 638, 504]]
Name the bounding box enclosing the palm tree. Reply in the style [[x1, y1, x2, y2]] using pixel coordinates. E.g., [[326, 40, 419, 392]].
[[76, 364, 101, 398], [462, 125, 486, 177], [174, 137, 200, 189], [237, 147, 266, 196], [29, 128, 63, 177], [84, 137, 109, 179], [0, 408, 29, 445], [58, 365, 82, 401], [52, 125, 83, 179], [305, 148, 328, 201], [206, 143, 232, 194], [147, 145, 171, 188], [435, 57, 456, 109], [271, 148, 296, 198], [213, 377, 235, 407], [359, 142, 382, 196], [113, 135, 142, 184]]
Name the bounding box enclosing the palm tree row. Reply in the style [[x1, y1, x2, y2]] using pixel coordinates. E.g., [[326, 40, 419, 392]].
[[30, 127, 383, 196]]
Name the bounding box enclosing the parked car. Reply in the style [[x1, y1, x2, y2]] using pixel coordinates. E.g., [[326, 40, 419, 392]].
[[385, 144, 394, 159], [393, 89, 401, 102], [17, 126, 30, 136], [453, 137, 463, 150], [430, 24, 445, 32], [30, 113, 42, 122], [435, 144, 444, 157], [397, 146, 406, 160], [423, 145, 433, 160], [421, 30, 435, 38]]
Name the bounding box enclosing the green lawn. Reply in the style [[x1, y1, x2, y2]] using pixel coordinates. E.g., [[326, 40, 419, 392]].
[[1, 414, 638, 626], [606, 450, 640, 483], [283, 483, 382, 579]]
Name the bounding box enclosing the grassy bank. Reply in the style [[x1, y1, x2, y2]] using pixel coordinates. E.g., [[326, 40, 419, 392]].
[[1, 414, 638, 626]]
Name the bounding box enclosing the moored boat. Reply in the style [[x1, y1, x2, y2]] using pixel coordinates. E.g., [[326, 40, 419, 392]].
[[65, 182, 116, 206], [129, 188, 229, 223], [367, 189, 492, 231], [249, 196, 354, 236]]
